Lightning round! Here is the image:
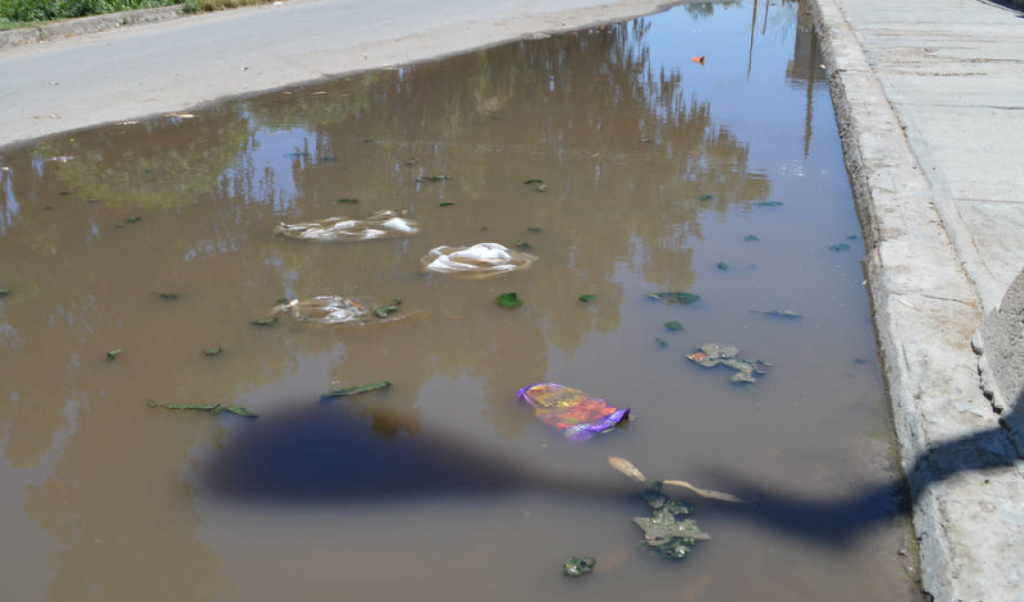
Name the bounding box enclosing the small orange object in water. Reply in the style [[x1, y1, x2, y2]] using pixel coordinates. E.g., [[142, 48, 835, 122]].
[[692, 55, 706, 65]]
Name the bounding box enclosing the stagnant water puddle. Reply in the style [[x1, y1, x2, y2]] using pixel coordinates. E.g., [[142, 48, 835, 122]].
[[0, 1, 922, 600]]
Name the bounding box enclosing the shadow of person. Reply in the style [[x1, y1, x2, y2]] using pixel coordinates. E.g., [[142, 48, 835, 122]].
[[692, 395, 1023, 546]]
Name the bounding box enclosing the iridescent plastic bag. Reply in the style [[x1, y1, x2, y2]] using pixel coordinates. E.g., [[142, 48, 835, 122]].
[[517, 382, 630, 442]]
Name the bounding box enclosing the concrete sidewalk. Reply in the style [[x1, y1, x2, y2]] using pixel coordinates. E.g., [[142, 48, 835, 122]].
[[811, 0, 1024, 599]]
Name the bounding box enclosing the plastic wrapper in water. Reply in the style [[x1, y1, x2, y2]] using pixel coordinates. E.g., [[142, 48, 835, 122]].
[[421, 243, 537, 278], [275, 210, 419, 242], [517, 382, 630, 442], [274, 296, 370, 324]]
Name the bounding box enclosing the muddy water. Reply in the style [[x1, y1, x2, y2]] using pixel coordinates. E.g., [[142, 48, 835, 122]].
[[0, 2, 919, 601]]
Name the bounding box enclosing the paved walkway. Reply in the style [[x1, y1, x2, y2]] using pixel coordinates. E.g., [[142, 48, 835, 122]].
[[812, 0, 1024, 599]]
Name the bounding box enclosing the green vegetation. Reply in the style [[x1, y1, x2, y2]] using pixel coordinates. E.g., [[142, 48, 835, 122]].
[[1, 0, 176, 24], [0, 0, 276, 29]]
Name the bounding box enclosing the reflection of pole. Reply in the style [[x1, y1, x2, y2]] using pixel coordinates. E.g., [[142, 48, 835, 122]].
[[762, 0, 770, 35], [803, 21, 817, 158], [747, 0, 758, 81]]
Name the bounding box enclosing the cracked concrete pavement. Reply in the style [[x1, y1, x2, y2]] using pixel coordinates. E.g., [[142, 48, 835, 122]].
[[812, 0, 1024, 600]]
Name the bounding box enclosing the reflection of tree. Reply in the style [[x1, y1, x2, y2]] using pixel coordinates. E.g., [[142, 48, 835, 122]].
[[37, 109, 251, 209], [0, 16, 774, 599]]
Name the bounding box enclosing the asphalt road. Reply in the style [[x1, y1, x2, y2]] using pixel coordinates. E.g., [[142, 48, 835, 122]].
[[0, 0, 677, 149]]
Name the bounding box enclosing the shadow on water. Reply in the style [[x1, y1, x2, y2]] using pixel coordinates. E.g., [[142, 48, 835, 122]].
[[202, 400, 628, 501], [696, 396, 1024, 546], [205, 393, 1022, 548]]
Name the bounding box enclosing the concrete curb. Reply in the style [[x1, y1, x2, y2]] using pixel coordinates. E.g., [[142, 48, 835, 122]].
[[0, 5, 186, 50], [811, 0, 1024, 600]]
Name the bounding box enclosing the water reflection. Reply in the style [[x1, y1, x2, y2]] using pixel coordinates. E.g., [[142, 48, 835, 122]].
[[0, 3, 909, 601]]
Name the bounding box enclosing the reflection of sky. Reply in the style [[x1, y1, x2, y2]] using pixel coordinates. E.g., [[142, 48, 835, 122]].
[[642, 1, 823, 180]]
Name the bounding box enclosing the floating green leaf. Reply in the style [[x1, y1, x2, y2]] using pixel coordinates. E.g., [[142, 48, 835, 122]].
[[751, 309, 802, 319], [744, 234, 760, 242], [634, 485, 710, 560], [646, 292, 701, 305], [153, 291, 180, 300], [829, 243, 851, 252], [699, 194, 714, 201], [523, 179, 544, 185], [665, 321, 683, 332], [562, 556, 596, 578], [755, 201, 784, 207], [336, 198, 359, 204], [321, 381, 391, 400], [655, 337, 668, 348], [496, 292, 522, 308], [439, 202, 456, 207], [106, 349, 122, 361], [373, 298, 402, 318], [578, 294, 598, 303], [125, 216, 142, 224], [146, 399, 257, 417], [203, 346, 223, 356], [250, 316, 277, 326], [716, 262, 729, 271]]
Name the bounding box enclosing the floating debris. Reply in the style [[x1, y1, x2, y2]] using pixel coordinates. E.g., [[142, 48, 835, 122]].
[[203, 347, 223, 356], [646, 292, 701, 305], [517, 382, 630, 442], [422, 243, 537, 278], [578, 294, 598, 303], [744, 234, 760, 242], [106, 349, 122, 361], [275, 296, 369, 325], [416, 175, 450, 183], [321, 381, 391, 400], [829, 243, 851, 252], [403, 158, 419, 166], [608, 456, 744, 503], [847, 234, 859, 240], [285, 151, 310, 158], [635, 485, 710, 560], [655, 337, 668, 348], [513, 241, 534, 250], [699, 194, 714, 201], [535, 183, 548, 193], [439, 202, 456, 207], [0, 289, 10, 296], [526, 227, 544, 233], [523, 179, 544, 185], [496, 292, 522, 308], [750, 309, 802, 319], [755, 201, 784, 207], [691, 55, 706, 65], [665, 321, 683, 332], [250, 316, 277, 326], [716, 262, 729, 271], [336, 198, 359, 204], [372, 298, 402, 318], [146, 399, 256, 417], [124, 216, 142, 224], [276, 210, 419, 242], [562, 556, 596, 578], [686, 343, 769, 385], [153, 291, 180, 300]]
